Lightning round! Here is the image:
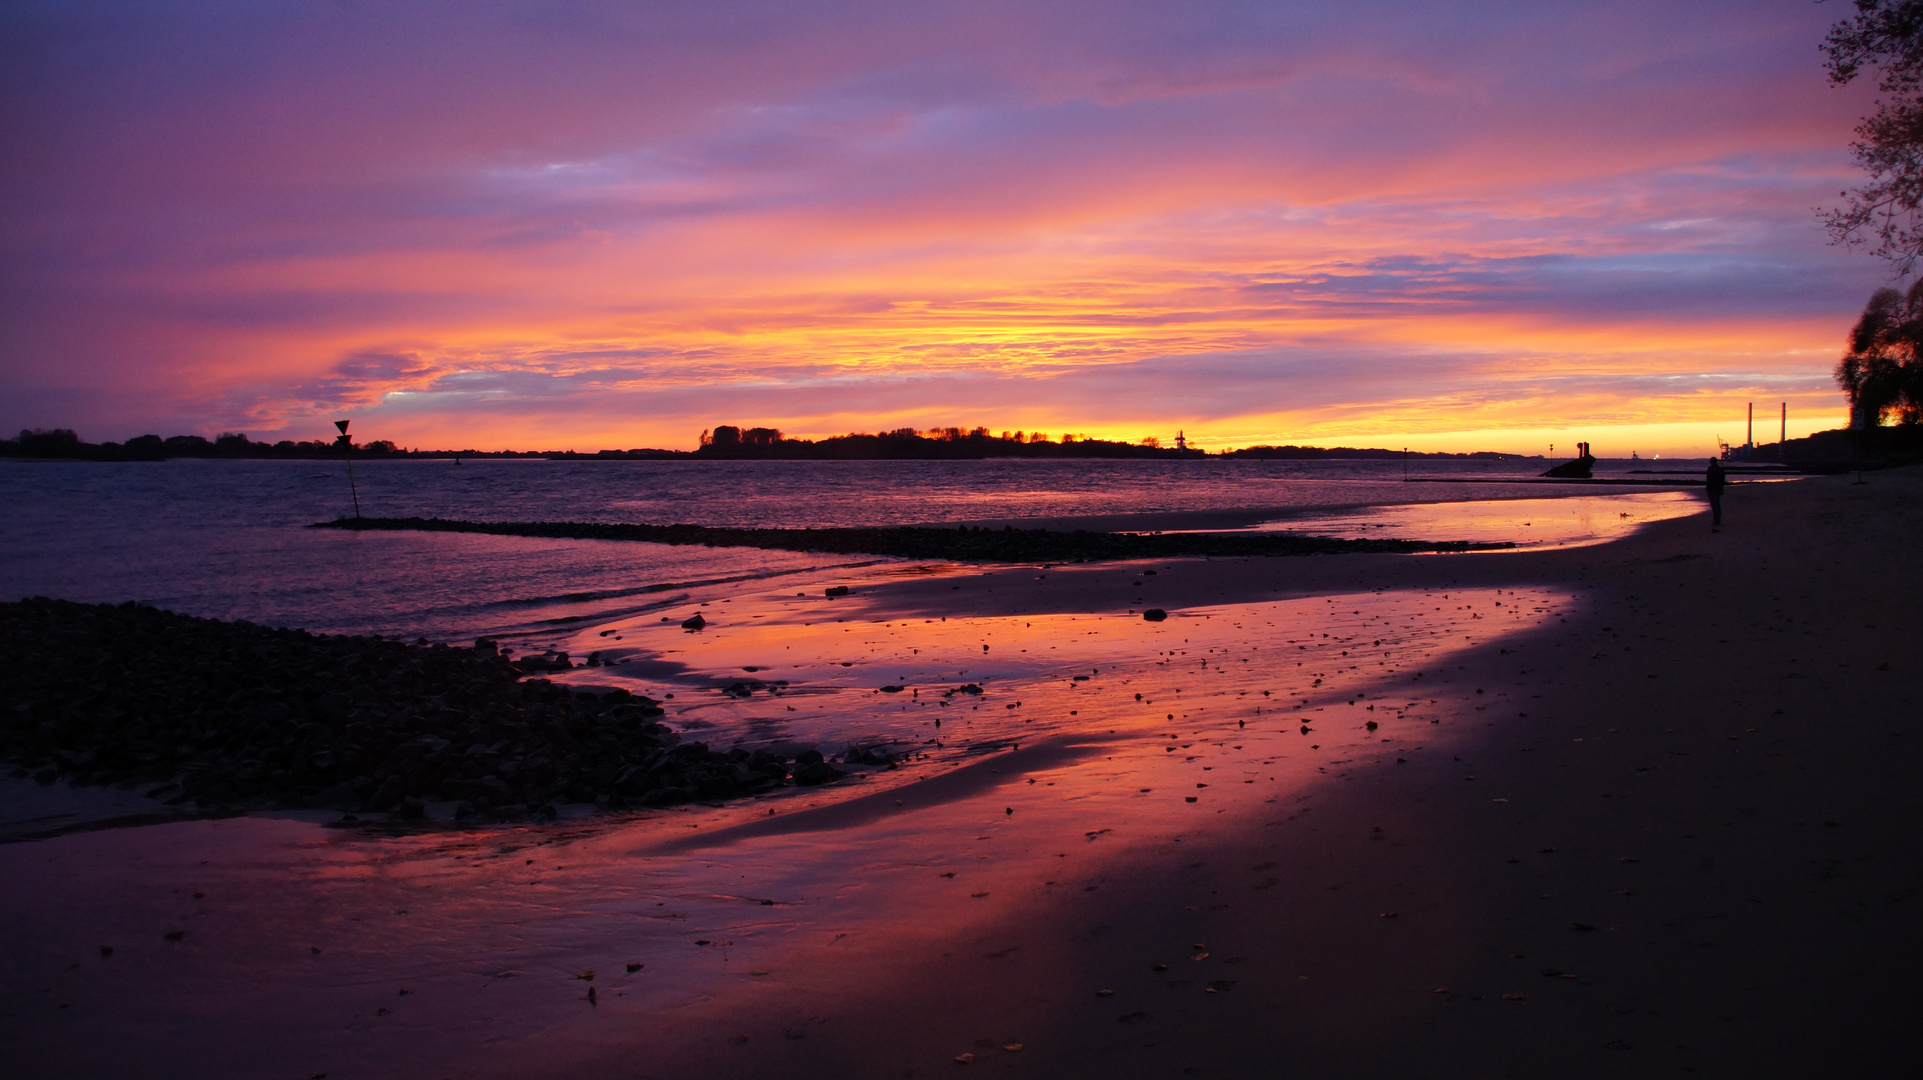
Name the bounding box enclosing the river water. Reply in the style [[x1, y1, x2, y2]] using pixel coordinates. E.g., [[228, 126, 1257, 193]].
[[0, 456, 1697, 646]]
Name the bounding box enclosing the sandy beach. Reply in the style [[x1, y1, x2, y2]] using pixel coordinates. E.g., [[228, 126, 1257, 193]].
[[4, 468, 1918, 1078]]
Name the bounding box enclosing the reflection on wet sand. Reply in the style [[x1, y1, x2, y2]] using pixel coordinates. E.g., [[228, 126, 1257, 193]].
[[0, 566, 1571, 1078], [1256, 490, 1704, 548]]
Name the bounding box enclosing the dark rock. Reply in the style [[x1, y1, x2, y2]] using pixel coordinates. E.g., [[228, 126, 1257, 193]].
[[309, 781, 362, 811], [791, 749, 845, 786], [842, 744, 895, 766], [681, 614, 707, 630], [0, 599, 771, 823], [1143, 609, 1168, 621]]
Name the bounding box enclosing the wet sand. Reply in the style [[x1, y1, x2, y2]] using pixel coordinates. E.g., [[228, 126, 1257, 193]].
[[3, 468, 1918, 1078]]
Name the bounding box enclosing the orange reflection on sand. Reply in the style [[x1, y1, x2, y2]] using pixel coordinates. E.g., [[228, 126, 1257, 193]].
[[474, 581, 1578, 1059], [0, 580, 1574, 1078], [551, 574, 1573, 806]]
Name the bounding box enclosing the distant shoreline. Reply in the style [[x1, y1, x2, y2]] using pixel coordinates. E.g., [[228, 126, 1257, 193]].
[[2, 435, 1543, 464]]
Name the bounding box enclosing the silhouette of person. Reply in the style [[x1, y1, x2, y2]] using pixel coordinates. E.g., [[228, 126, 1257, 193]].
[[1705, 458, 1726, 529]]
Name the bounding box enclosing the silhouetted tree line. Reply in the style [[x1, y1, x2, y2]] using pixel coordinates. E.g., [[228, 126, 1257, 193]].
[[692, 424, 1206, 459], [1222, 445, 1533, 460], [1, 429, 410, 461], [1841, 284, 1923, 427]]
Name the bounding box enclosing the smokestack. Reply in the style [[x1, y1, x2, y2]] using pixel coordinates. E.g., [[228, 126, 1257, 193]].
[[1780, 402, 1786, 446], [1747, 402, 1753, 449]]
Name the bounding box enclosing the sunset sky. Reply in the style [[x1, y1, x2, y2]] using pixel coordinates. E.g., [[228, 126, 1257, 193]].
[[0, 0, 1896, 454]]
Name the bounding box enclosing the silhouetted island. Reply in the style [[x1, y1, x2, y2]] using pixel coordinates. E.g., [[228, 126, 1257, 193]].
[[691, 424, 1202, 459]]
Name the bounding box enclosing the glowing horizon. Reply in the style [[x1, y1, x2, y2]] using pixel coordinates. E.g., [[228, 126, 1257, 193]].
[[0, 1, 1893, 458]]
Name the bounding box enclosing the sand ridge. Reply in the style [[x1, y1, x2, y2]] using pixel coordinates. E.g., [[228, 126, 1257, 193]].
[[592, 468, 1922, 1077]]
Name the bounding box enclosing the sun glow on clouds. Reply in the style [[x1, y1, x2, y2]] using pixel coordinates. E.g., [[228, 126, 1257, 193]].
[[0, 0, 1888, 455]]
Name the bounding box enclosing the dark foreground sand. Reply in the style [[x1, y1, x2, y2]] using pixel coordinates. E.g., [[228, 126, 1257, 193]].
[[614, 467, 1922, 1078], [3, 469, 1918, 1079]]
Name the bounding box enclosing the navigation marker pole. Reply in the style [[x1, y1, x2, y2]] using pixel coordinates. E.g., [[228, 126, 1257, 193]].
[[335, 420, 362, 519]]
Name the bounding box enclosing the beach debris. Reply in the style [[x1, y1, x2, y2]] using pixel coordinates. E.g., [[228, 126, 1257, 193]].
[[626, 962, 643, 973], [1095, 989, 1115, 997], [1002, 1043, 1024, 1052], [574, 970, 595, 981], [680, 613, 706, 630], [1143, 609, 1168, 621], [954, 1052, 974, 1064]]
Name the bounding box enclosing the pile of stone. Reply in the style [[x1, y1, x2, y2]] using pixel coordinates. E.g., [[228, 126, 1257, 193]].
[[0, 599, 836, 821]]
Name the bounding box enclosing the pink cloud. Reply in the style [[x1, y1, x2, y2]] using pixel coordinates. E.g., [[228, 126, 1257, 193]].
[[0, 1, 1891, 452]]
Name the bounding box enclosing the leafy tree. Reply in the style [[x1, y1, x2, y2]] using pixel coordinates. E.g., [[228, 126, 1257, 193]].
[[1823, 1, 1923, 273], [1839, 283, 1923, 424]]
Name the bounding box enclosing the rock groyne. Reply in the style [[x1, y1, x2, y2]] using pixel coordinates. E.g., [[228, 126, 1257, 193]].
[[1, 599, 828, 822]]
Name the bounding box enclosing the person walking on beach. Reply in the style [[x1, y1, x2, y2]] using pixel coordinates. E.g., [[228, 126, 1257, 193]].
[[1705, 458, 1726, 530]]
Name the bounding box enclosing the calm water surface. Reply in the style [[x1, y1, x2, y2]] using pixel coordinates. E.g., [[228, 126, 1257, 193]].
[[0, 457, 1699, 644]]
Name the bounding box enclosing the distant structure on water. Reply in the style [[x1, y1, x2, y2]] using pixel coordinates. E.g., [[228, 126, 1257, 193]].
[[1541, 441, 1595, 478], [1723, 402, 1788, 462]]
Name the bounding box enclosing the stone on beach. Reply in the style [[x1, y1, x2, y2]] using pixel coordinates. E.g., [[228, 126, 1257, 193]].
[[0, 599, 807, 820]]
